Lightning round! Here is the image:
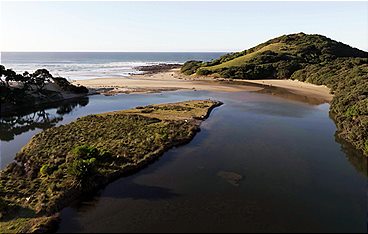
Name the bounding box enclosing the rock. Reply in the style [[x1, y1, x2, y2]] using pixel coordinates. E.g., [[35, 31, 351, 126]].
[[217, 171, 243, 186]]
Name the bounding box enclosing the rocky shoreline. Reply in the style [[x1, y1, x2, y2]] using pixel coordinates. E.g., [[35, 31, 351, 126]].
[[135, 63, 182, 74]]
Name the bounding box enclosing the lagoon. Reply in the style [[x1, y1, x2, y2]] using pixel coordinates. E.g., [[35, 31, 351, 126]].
[[1, 90, 366, 232]]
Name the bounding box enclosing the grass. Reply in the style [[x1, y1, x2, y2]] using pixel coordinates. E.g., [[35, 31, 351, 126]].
[[0, 100, 222, 233], [104, 100, 216, 120], [202, 43, 287, 71]]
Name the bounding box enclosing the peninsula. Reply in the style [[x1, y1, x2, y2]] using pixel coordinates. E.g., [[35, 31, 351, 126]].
[[0, 100, 222, 233]]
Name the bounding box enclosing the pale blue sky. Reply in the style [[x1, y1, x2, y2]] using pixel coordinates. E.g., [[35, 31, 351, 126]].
[[1, 1, 367, 52]]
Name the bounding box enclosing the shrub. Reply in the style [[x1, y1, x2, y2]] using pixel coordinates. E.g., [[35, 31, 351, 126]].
[[345, 105, 359, 117], [196, 68, 212, 76], [72, 145, 99, 159], [141, 108, 154, 113], [67, 158, 97, 180], [52, 76, 89, 94], [181, 60, 203, 75], [100, 149, 112, 158], [0, 183, 7, 215], [40, 164, 57, 176], [68, 85, 89, 94], [0, 198, 7, 213]]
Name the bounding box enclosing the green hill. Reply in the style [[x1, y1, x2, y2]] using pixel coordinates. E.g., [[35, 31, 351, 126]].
[[182, 32, 367, 78], [181, 33, 368, 157]]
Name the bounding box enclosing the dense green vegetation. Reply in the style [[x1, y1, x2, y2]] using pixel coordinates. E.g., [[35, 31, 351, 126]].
[[182, 33, 367, 79], [181, 33, 367, 156], [0, 65, 88, 109], [0, 100, 222, 233], [181, 60, 204, 75]]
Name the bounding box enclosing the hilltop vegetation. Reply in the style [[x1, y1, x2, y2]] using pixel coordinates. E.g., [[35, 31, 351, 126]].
[[0, 100, 222, 233], [181, 33, 368, 156], [182, 33, 367, 79]]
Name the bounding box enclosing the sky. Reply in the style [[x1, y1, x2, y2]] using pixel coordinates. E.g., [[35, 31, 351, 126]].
[[1, 1, 367, 52]]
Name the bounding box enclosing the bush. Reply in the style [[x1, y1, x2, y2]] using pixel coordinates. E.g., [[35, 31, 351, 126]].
[[141, 108, 154, 113], [52, 77, 89, 94], [181, 61, 203, 75], [196, 68, 212, 76], [72, 145, 99, 159], [67, 158, 97, 180], [40, 164, 57, 176], [0, 198, 7, 213], [100, 149, 112, 158], [68, 85, 89, 94], [0, 183, 7, 215], [345, 105, 359, 117]]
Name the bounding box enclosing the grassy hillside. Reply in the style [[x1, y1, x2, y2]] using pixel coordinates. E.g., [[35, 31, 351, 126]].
[[203, 42, 287, 71], [181, 33, 368, 157], [182, 32, 367, 79]]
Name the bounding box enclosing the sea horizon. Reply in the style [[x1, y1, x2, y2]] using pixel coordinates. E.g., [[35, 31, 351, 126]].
[[1, 52, 226, 80]]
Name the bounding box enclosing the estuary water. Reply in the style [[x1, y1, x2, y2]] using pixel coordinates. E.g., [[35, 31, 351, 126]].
[[1, 90, 366, 232]]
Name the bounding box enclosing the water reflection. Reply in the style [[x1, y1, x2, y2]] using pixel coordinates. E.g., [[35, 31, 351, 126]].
[[335, 134, 368, 177], [0, 111, 62, 141], [0, 97, 89, 142], [255, 85, 328, 105]]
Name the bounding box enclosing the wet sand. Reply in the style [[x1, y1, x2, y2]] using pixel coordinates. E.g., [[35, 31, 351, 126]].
[[74, 69, 333, 103], [242, 79, 333, 102]]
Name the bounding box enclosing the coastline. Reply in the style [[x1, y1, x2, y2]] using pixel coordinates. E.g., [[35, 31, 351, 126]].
[[73, 69, 333, 103]]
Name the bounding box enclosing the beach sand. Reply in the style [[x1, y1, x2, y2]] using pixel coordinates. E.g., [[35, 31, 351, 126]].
[[241, 79, 333, 102], [73, 70, 262, 94], [74, 69, 333, 103]]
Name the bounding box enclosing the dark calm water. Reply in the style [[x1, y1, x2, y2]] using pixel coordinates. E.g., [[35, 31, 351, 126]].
[[0, 52, 225, 80], [1, 90, 367, 232]]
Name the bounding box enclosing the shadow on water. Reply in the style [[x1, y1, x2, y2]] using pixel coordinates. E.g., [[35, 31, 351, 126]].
[[255, 84, 328, 105], [251, 85, 367, 177], [215, 79, 329, 105], [0, 97, 89, 141], [335, 134, 368, 177], [58, 180, 179, 233], [70, 180, 179, 212]]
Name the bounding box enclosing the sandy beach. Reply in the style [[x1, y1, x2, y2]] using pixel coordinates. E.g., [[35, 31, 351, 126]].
[[241, 79, 333, 102], [73, 69, 333, 102]]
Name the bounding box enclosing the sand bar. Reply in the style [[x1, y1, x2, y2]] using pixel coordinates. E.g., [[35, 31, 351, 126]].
[[74, 69, 333, 102]]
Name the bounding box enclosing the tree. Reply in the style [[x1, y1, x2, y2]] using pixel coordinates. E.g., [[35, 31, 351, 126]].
[[31, 69, 53, 91], [4, 69, 16, 87], [0, 65, 6, 87], [22, 71, 33, 90]]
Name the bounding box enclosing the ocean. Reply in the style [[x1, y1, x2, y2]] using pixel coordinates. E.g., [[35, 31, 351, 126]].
[[0, 52, 225, 80]]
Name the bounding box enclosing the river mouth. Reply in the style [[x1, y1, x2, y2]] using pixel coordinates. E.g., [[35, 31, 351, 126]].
[[1, 90, 367, 232]]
